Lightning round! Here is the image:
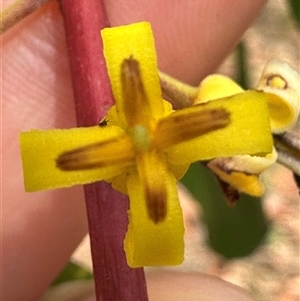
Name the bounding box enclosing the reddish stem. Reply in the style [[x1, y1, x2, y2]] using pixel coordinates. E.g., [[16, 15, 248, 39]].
[[59, 1, 148, 300]]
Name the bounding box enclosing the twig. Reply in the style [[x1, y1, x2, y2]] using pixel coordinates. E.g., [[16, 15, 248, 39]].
[[277, 131, 300, 152], [59, 1, 148, 300], [276, 148, 300, 176], [0, 0, 51, 34], [159, 71, 199, 108], [274, 132, 300, 176]]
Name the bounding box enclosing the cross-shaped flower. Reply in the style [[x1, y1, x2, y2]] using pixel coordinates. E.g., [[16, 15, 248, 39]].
[[20, 22, 274, 267]]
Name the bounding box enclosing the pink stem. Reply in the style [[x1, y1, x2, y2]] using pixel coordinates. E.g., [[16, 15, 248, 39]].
[[59, 1, 148, 300]]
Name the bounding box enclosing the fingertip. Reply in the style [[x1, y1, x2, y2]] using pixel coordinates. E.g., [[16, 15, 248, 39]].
[[104, 0, 268, 84], [146, 270, 256, 301]]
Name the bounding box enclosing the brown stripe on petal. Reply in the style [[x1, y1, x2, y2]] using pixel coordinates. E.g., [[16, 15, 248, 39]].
[[135, 151, 169, 223], [56, 135, 134, 171], [155, 107, 230, 150], [144, 183, 167, 223], [121, 58, 153, 128]]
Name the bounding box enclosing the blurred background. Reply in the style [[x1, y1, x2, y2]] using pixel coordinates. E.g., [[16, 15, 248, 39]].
[[52, 1, 300, 301]]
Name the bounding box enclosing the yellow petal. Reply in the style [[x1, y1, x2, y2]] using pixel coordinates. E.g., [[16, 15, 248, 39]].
[[195, 74, 244, 104], [207, 148, 277, 196], [124, 170, 184, 267], [166, 91, 273, 165], [20, 126, 130, 192], [106, 170, 131, 195], [208, 160, 264, 196], [257, 59, 300, 133], [101, 22, 164, 127], [168, 163, 190, 181]]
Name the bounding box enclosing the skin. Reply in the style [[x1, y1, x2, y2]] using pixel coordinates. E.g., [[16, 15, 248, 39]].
[[2, 0, 267, 300]]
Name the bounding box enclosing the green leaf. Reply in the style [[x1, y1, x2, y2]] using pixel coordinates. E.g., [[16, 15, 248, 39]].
[[181, 162, 268, 258], [293, 173, 300, 189], [51, 261, 93, 286], [235, 42, 249, 89], [287, 0, 300, 28]]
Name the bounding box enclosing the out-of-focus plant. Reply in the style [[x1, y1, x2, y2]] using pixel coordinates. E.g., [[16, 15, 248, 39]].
[[288, 0, 300, 28]]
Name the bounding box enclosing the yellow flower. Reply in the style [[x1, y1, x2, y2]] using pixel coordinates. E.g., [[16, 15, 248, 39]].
[[195, 60, 299, 197], [20, 22, 273, 267]]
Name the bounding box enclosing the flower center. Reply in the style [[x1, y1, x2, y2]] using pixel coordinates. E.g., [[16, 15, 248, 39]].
[[131, 124, 152, 152]]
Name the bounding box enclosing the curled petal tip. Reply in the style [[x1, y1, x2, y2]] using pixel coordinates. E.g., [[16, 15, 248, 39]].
[[257, 59, 300, 133]]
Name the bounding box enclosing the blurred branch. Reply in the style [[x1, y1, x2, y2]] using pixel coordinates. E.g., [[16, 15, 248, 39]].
[[274, 132, 300, 176], [159, 71, 199, 108], [0, 0, 51, 34]]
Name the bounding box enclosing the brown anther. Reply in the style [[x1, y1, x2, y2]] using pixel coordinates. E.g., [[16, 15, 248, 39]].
[[266, 74, 288, 90]]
